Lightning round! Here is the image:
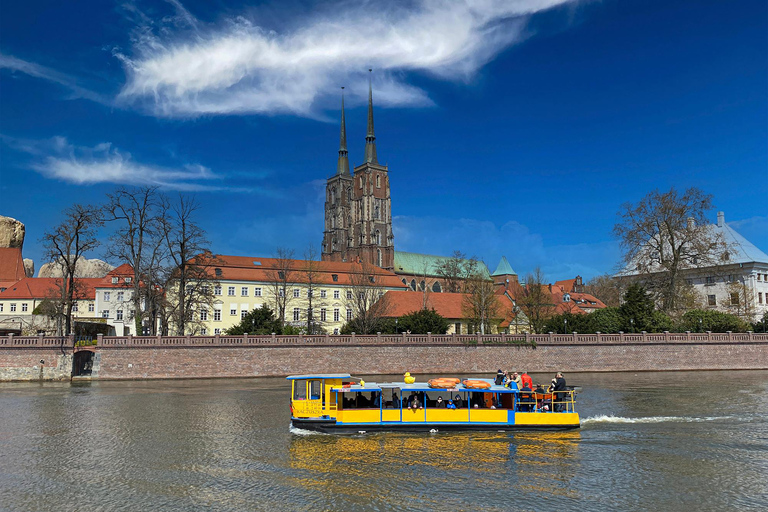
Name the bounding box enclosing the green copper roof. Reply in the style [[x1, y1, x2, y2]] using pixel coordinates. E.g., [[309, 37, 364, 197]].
[[491, 256, 517, 276], [393, 251, 491, 278]]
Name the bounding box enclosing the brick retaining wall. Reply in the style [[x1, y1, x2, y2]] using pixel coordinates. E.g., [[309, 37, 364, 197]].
[[1, 333, 766, 381]]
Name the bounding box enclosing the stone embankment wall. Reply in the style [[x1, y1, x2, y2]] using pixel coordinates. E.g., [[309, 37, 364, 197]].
[[0, 336, 74, 381], [1, 332, 767, 381]]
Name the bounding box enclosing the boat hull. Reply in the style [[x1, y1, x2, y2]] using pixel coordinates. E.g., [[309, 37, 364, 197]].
[[291, 416, 580, 434]]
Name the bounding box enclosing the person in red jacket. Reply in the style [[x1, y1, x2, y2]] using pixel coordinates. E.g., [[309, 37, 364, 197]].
[[520, 371, 533, 391]]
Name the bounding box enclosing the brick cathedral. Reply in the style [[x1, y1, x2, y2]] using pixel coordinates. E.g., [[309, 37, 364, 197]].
[[321, 78, 394, 270]]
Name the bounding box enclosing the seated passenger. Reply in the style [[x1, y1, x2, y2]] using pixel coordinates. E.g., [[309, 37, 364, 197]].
[[446, 400, 457, 410], [519, 383, 534, 412], [435, 396, 446, 408], [454, 394, 464, 409], [371, 392, 380, 408], [391, 392, 399, 408]]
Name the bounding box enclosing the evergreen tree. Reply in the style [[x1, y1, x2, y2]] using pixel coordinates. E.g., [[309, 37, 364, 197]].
[[619, 283, 656, 332], [397, 309, 450, 334]]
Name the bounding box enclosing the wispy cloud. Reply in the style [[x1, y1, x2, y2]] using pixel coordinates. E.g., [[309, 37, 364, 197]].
[[2, 135, 241, 192], [0, 53, 109, 105], [116, 0, 576, 117]]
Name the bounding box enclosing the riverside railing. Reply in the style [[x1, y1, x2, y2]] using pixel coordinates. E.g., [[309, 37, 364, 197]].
[[1, 331, 767, 348]]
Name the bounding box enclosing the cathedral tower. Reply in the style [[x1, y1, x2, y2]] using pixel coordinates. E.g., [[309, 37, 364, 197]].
[[322, 75, 394, 270]]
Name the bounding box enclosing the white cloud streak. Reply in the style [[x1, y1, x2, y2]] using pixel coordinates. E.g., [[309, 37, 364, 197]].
[[3, 135, 232, 191], [117, 0, 576, 117], [0, 53, 109, 105]]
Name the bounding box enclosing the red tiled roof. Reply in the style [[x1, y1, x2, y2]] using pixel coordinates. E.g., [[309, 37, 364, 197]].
[[0, 277, 100, 300], [0, 248, 26, 284], [95, 264, 136, 289], [384, 290, 518, 321], [204, 254, 408, 289]]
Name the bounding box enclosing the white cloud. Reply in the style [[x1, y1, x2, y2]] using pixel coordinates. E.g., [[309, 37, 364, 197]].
[[5, 135, 231, 191], [0, 53, 109, 105], [117, 0, 576, 117]]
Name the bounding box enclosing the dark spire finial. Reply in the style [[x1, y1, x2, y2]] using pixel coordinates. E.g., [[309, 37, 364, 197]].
[[337, 87, 350, 175], [364, 69, 378, 164]]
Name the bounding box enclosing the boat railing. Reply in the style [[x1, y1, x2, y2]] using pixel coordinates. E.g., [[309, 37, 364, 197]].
[[520, 389, 576, 413]]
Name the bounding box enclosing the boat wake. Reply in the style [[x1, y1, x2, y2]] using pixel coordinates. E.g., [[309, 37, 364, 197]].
[[289, 424, 329, 436], [583, 414, 734, 425]]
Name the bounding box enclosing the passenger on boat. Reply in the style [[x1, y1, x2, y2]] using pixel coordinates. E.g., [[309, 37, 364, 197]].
[[552, 372, 567, 412], [446, 400, 457, 410], [508, 372, 522, 390], [391, 392, 399, 408], [435, 396, 445, 408], [520, 371, 533, 390], [494, 369, 505, 385], [453, 394, 464, 409], [372, 392, 380, 408], [519, 382, 534, 412]]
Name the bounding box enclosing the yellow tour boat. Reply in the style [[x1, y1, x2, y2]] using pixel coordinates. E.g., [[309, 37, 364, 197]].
[[288, 374, 579, 433]]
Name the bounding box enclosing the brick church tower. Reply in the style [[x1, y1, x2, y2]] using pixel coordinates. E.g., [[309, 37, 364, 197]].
[[322, 75, 394, 270]]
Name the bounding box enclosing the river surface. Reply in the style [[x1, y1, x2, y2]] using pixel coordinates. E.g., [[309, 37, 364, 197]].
[[1, 371, 766, 512]]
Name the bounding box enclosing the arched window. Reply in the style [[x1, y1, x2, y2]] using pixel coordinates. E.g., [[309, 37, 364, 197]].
[[347, 187, 352, 201], [420, 280, 426, 291], [432, 281, 442, 293], [331, 187, 337, 204], [410, 279, 417, 291], [374, 204, 380, 220], [377, 249, 382, 267], [331, 215, 335, 229], [375, 230, 381, 245], [376, 174, 381, 188], [360, 232, 364, 245]]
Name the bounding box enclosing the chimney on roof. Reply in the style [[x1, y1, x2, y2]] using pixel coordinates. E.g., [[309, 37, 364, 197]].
[[687, 217, 695, 229], [717, 211, 724, 227]]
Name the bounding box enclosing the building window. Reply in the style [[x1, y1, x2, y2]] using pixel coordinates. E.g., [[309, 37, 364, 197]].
[[0, 304, 3, 312], [215, 285, 222, 296], [254, 287, 262, 297], [21, 303, 28, 312], [333, 308, 340, 322], [730, 293, 740, 306], [758, 292, 763, 304], [10, 303, 16, 312], [320, 289, 327, 298], [104, 292, 111, 301], [88, 303, 94, 312], [411, 279, 417, 291], [230, 306, 237, 315], [117, 310, 123, 320], [125, 277, 132, 283], [102, 310, 109, 319], [202, 285, 209, 296], [307, 289, 313, 298], [432, 281, 442, 293], [186, 285, 193, 295], [112, 277, 118, 284], [332, 274, 338, 282], [241, 310, 248, 320], [278, 288, 284, 297], [241, 287, 248, 296], [333, 290, 340, 299], [707, 295, 716, 306], [200, 327, 207, 335], [320, 308, 327, 322], [375, 230, 381, 245], [117, 291, 124, 302], [293, 288, 300, 298], [228, 286, 236, 296], [214, 310, 222, 321], [278, 271, 285, 279], [214, 328, 221, 334], [346, 308, 353, 321], [72, 304, 78, 312], [706, 276, 715, 285], [376, 174, 381, 188], [346, 290, 353, 299], [293, 308, 300, 322]]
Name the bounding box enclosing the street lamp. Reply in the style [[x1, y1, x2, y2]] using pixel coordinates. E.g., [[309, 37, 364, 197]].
[[564, 318, 568, 334], [630, 318, 634, 333], [699, 318, 703, 333]]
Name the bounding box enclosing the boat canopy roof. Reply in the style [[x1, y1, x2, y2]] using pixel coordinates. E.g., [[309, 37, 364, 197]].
[[285, 373, 351, 380], [331, 379, 520, 393]]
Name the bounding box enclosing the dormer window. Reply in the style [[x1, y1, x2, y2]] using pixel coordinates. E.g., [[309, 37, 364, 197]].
[[125, 277, 132, 283], [214, 268, 222, 277], [563, 293, 571, 302], [332, 274, 338, 282], [112, 277, 118, 284]]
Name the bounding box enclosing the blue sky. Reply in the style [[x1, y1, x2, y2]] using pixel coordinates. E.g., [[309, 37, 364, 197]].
[[1, 0, 766, 281]]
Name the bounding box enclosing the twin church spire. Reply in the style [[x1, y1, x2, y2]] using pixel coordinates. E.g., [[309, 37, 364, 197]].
[[336, 70, 378, 175]]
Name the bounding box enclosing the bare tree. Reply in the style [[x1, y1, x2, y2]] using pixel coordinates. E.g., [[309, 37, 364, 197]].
[[346, 259, 393, 334], [103, 187, 165, 335], [462, 272, 500, 334], [583, 274, 623, 308], [614, 187, 728, 313], [266, 247, 295, 327], [727, 280, 756, 322], [41, 204, 102, 335], [514, 267, 554, 333], [435, 250, 479, 293], [160, 194, 219, 335], [302, 244, 325, 334]]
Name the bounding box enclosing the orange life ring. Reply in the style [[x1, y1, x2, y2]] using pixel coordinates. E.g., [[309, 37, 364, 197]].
[[428, 378, 460, 388], [462, 379, 492, 389]]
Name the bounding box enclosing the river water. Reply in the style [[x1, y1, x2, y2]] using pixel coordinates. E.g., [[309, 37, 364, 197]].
[[1, 371, 766, 512]]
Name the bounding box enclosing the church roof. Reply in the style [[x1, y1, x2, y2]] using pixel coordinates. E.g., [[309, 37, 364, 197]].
[[491, 256, 516, 276], [393, 251, 491, 278]]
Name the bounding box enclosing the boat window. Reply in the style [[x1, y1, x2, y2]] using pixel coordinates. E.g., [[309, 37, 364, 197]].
[[309, 380, 322, 400], [293, 380, 307, 400], [385, 388, 401, 409], [341, 391, 381, 409]]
